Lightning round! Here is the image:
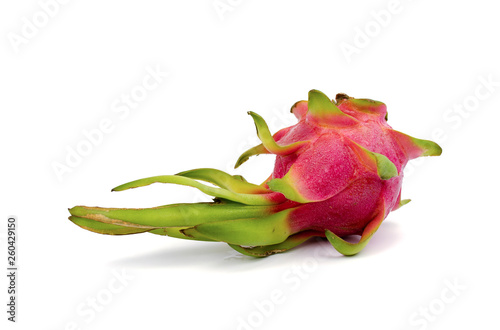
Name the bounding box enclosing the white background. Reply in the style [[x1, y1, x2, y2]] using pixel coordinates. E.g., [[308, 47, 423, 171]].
[[1, 0, 499, 329]]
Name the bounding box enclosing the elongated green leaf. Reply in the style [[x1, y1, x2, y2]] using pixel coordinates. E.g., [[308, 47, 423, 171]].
[[112, 175, 279, 205], [176, 168, 269, 194], [248, 112, 308, 156], [69, 202, 274, 228]]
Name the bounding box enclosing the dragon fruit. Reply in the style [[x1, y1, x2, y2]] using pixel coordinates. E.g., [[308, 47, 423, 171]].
[[68, 90, 441, 257]]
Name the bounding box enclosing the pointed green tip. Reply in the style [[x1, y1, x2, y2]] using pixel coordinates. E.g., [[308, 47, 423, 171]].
[[234, 143, 268, 169], [267, 177, 310, 203], [307, 90, 357, 126], [308, 89, 328, 99], [325, 230, 367, 256], [393, 131, 443, 159], [373, 153, 398, 180], [234, 152, 250, 169], [68, 206, 87, 217], [400, 199, 411, 207], [234, 160, 243, 169], [308, 90, 338, 116], [112, 181, 137, 192], [393, 198, 411, 211], [111, 185, 125, 192], [422, 141, 442, 157]]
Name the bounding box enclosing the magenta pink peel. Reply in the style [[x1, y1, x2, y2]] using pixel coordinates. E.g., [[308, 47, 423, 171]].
[[68, 90, 442, 257]]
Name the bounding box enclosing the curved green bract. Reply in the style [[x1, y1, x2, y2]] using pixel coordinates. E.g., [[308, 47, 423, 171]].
[[234, 143, 269, 168], [325, 205, 386, 256], [176, 168, 270, 194], [112, 175, 278, 205], [189, 208, 295, 246], [267, 176, 311, 203], [325, 231, 371, 256], [373, 152, 399, 180], [417, 139, 442, 157], [399, 199, 411, 208], [228, 230, 318, 257], [248, 112, 308, 156], [350, 141, 399, 180], [392, 130, 443, 159], [307, 90, 358, 126]]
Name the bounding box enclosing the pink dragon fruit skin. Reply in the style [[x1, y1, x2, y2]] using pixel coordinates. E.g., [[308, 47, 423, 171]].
[[68, 90, 441, 257]]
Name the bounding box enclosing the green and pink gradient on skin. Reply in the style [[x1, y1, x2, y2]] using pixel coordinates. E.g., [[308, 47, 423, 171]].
[[68, 90, 441, 257]]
